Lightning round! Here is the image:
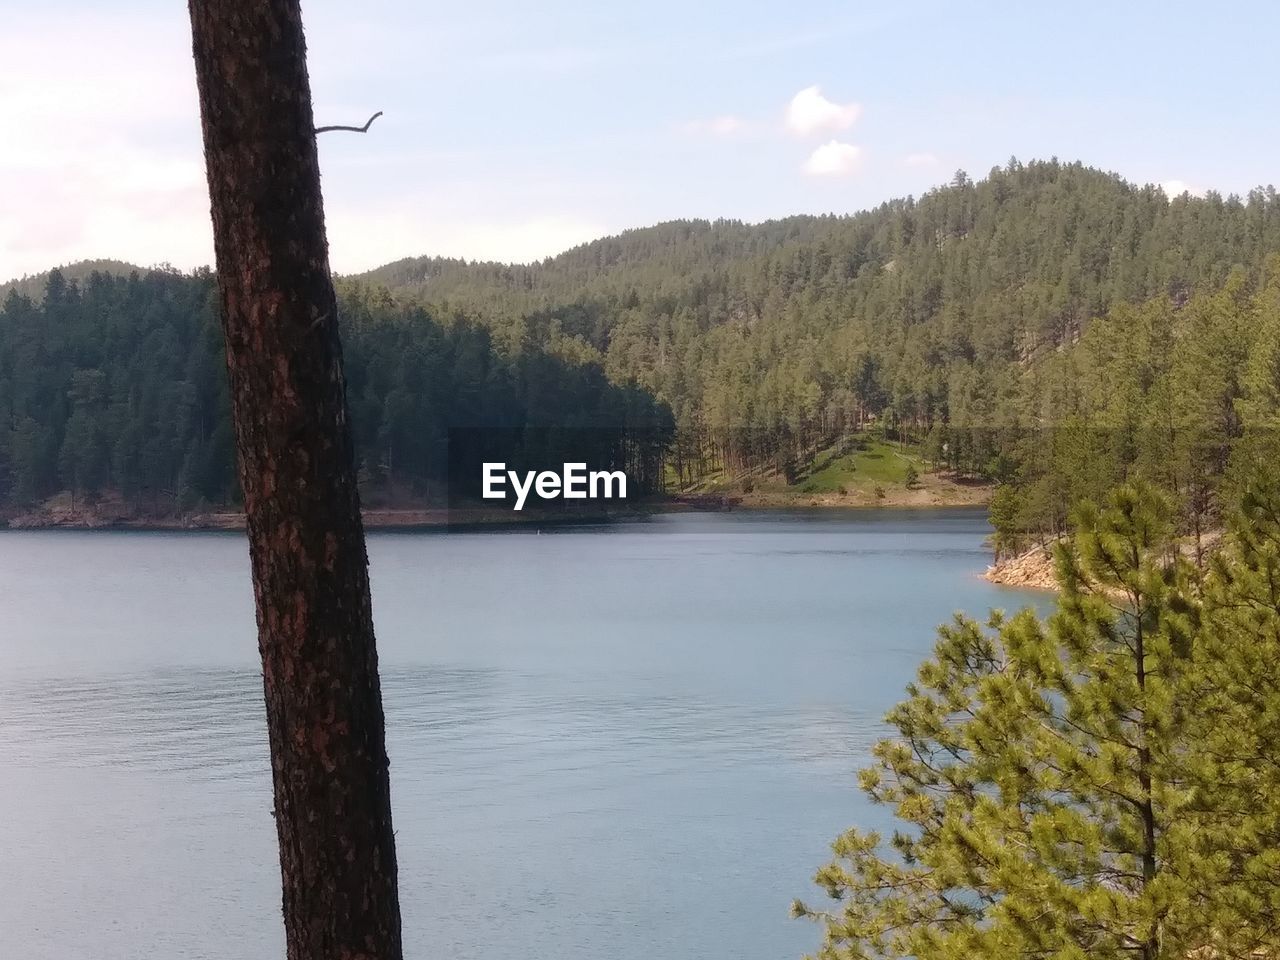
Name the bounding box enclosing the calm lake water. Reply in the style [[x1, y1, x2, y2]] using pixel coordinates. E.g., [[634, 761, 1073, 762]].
[[0, 509, 1042, 960]]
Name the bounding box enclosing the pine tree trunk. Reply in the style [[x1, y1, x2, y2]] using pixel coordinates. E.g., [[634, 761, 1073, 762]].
[[1132, 578, 1158, 960], [186, 2, 404, 958]]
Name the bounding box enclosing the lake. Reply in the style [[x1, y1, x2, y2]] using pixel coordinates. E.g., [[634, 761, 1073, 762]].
[[0, 509, 1043, 960]]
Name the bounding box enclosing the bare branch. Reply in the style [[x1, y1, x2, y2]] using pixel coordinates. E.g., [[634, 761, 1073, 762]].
[[315, 110, 383, 135]]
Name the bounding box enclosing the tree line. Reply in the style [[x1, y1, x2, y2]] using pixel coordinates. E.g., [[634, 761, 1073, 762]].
[[0, 269, 672, 513], [986, 266, 1280, 557]]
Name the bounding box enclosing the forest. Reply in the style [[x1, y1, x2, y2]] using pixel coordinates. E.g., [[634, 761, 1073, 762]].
[[356, 158, 1280, 543], [0, 269, 671, 516], [3, 157, 1279, 533]]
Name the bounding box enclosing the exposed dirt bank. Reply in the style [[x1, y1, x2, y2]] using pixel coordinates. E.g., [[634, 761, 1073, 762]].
[[983, 543, 1059, 591]]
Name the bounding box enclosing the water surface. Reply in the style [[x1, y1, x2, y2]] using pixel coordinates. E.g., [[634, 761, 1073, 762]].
[[0, 510, 1042, 960]]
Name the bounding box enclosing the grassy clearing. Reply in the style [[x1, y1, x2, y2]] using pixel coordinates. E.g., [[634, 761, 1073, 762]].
[[668, 434, 945, 501], [793, 437, 924, 494]]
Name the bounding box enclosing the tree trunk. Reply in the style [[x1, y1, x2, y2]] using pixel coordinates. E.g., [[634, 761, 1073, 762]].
[[186, 3, 403, 958]]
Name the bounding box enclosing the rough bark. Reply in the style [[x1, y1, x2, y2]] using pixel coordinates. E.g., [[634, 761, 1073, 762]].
[[186, 2, 403, 958]]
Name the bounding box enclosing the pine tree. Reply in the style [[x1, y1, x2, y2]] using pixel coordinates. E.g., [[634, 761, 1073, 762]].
[[795, 483, 1202, 960], [1185, 474, 1280, 953], [187, 0, 403, 955], [987, 481, 1026, 561]]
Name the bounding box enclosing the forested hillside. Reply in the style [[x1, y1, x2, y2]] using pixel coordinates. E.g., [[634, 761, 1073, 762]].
[[357, 158, 1280, 541], [3, 158, 1278, 529], [0, 269, 670, 516]]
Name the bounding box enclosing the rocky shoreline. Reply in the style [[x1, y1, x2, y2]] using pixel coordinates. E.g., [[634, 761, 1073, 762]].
[[982, 542, 1059, 591]]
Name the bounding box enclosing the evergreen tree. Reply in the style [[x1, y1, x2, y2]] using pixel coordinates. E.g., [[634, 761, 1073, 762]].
[[1186, 474, 1280, 953], [0, 268, 672, 515], [795, 484, 1203, 960]]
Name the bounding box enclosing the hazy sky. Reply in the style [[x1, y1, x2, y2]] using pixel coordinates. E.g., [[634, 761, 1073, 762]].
[[2, 0, 1277, 278]]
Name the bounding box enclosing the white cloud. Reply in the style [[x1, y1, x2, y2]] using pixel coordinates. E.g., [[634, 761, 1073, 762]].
[[905, 152, 940, 168], [802, 141, 863, 177], [680, 115, 745, 136], [785, 85, 861, 136], [1160, 179, 1207, 199]]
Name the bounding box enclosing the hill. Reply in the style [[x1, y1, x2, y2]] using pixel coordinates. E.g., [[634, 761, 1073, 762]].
[[350, 159, 1280, 538], [3, 159, 1279, 532], [1, 259, 144, 301]]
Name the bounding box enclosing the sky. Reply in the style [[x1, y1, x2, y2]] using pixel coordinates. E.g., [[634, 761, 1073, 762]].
[[2, 0, 1278, 279]]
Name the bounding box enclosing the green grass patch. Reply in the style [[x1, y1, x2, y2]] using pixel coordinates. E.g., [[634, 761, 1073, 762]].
[[797, 438, 923, 493], [674, 434, 929, 496]]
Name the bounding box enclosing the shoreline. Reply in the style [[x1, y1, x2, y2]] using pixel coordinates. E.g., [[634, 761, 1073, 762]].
[[0, 506, 643, 533], [2, 464, 994, 532], [1, 492, 992, 532], [982, 528, 1226, 594], [982, 542, 1059, 591]]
